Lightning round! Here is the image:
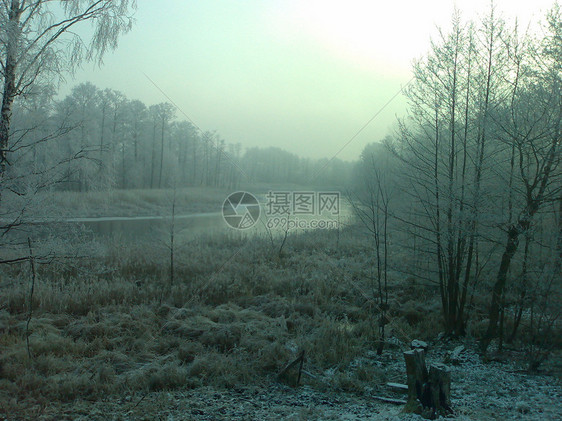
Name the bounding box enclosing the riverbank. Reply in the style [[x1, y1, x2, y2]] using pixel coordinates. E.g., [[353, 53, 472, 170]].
[[31, 187, 231, 219], [17, 183, 343, 220], [1, 224, 560, 420]]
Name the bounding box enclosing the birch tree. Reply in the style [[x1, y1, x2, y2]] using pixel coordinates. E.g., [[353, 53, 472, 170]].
[[0, 0, 136, 200]]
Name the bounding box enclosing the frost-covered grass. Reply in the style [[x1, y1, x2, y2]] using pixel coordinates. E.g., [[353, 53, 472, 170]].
[[30, 186, 231, 219], [30, 183, 338, 220], [22, 182, 346, 220], [0, 225, 559, 419]]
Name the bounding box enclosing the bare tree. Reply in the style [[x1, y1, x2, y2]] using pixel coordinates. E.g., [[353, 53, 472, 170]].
[[351, 144, 393, 354], [391, 8, 508, 336], [480, 4, 562, 353], [157, 103, 175, 189]]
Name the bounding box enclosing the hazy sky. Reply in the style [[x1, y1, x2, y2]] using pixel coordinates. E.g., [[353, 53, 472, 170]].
[[63, 0, 555, 161]]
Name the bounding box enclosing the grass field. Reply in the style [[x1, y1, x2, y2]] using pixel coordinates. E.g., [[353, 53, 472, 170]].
[[0, 221, 559, 419], [31, 187, 232, 219], [0, 224, 446, 415], [20, 183, 343, 220]]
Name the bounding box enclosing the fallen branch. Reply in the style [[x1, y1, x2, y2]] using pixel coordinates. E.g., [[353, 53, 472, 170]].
[[372, 396, 407, 405], [386, 382, 408, 392], [301, 369, 317, 379]]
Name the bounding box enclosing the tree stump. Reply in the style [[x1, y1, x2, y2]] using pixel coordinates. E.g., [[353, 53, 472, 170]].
[[429, 363, 451, 413], [403, 349, 452, 419]]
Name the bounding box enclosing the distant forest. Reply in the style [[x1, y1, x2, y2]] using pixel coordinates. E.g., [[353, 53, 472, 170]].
[[7, 83, 354, 193]]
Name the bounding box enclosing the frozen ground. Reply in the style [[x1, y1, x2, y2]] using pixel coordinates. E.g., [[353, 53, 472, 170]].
[[18, 341, 561, 421]]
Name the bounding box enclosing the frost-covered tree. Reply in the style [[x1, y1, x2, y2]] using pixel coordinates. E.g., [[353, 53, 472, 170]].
[[391, 7, 509, 336], [390, 3, 561, 342], [480, 3, 562, 353], [0, 0, 136, 201]]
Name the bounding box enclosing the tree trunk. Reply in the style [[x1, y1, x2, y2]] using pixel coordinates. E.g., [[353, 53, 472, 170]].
[[481, 134, 559, 354], [150, 121, 156, 189], [0, 1, 22, 196], [170, 196, 175, 287], [481, 225, 522, 353], [99, 105, 106, 164], [133, 120, 139, 162], [121, 142, 126, 189], [158, 118, 165, 189], [508, 232, 530, 343], [192, 138, 198, 185]]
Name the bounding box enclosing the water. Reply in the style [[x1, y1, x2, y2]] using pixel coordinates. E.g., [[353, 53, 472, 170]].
[[3, 199, 353, 254], [76, 212, 226, 241], [69, 209, 350, 242]]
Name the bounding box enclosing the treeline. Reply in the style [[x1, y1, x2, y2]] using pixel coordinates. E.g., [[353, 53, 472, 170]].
[[6, 83, 352, 193], [243, 147, 352, 187]]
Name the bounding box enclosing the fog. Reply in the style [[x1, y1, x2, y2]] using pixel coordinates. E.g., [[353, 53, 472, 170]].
[[61, 0, 551, 161], [1, 1, 561, 420]]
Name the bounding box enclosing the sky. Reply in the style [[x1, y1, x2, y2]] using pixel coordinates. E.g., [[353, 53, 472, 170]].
[[62, 0, 556, 161]]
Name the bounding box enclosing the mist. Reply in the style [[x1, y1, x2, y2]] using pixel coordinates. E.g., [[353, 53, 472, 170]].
[[1, 1, 561, 420]]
